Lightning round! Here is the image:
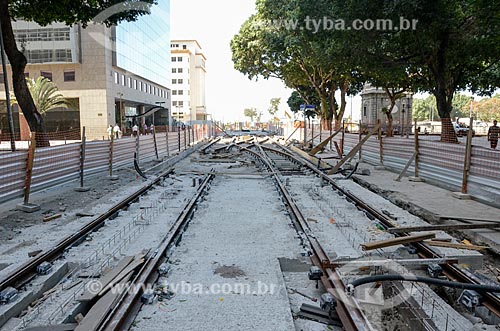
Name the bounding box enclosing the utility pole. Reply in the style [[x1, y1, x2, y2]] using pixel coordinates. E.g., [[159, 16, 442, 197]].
[[0, 23, 16, 151]]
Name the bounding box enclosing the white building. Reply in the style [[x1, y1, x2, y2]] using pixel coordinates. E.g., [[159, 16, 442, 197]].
[[170, 40, 207, 122]]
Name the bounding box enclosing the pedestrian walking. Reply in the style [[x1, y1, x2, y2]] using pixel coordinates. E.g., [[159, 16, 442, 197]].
[[150, 124, 155, 134], [132, 124, 139, 137], [488, 120, 499, 149], [107, 125, 113, 140], [143, 123, 148, 135], [113, 124, 121, 140]]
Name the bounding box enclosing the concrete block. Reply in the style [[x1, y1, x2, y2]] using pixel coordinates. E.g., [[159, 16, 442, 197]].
[[107, 175, 119, 181], [408, 176, 425, 182], [356, 169, 371, 176], [452, 192, 472, 200], [74, 186, 91, 192], [16, 203, 41, 213]]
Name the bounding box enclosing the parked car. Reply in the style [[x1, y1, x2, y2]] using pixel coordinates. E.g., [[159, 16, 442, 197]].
[[453, 123, 475, 137]]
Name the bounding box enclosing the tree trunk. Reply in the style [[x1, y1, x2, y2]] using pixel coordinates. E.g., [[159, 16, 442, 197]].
[[0, 1, 48, 147], [434, 88, 458, 143], [319, 94, 333, 130], [387, 114, 393, 137], [321, 118, 332, 130]]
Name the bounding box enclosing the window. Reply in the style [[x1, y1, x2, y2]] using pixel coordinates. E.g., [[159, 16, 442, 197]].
[[172, 57, 177, 62], [172, 79, 177, 84], [178, 79, 183, 84], [114, 72, 119, 84], [178, 101, 184, 106], [40, 71, 52, 81], [64, 70, 75, 82], [120, 74, 125, 86], [363, 107, 367, 117], [172, 90, 177, 95], [127, 76, 132, 88], [183, 45, 187, 50], [173, 101, 178, 106], [172, 68, 177, 73], [133, 79, 137, 90], [178, 68, 183, 73], [177, 57, 182, 62], [139, 81, 143, 91], [178, 90, 184, 95]]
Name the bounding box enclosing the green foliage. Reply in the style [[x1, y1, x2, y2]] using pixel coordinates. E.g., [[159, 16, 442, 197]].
[[473, 96, 500, 122], [243, 108, 258, 122], [11, 77, 70, 115], [287, 90, 317, 118], [268, 98, 280, 116], [10, 0, 156, 27]]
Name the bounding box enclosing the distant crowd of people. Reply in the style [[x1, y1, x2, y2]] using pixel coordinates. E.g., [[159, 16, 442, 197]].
[[107, 123, 155, 140]]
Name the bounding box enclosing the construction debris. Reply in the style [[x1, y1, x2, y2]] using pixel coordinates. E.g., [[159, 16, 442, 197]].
[[425, 240, 488, 251], [361, 233, 436, 251], [42, 214, 62, 222]]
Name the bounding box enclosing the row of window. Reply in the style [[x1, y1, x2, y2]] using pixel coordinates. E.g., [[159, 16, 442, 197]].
[[14, 28, 71, 42], [172, 68, 184, 73], [113, 71, 168, 98], [172, 90, 188, 95], [0, 70, 75, 83], [171, 44, 188, 50], [171, 57, 183, 62], [172, 101, 184, 106], [23, 49, 73, 64]]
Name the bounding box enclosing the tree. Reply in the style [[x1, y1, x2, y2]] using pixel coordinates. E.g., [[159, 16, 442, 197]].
[[11, 77, 71, 115], [0, 0, 155, 145], [412, 96, 438, 122], [287, 90, 318, 119], [473, 96, 500, 122], [268, 98, 280, 116], [243, 108, 258, 122], [231, 0, 362, 130], [350, 0, 500, 142]]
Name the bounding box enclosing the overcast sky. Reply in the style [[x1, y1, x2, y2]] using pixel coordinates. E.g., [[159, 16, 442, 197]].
[[170, 0, 361, 123]]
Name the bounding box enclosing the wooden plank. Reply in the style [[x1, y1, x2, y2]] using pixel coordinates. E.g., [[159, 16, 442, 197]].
[[77, 256, 134, 302], [309, 127, 342, 156], [387, 223, 500, 234], [98, 257, 144, 297], [24, 324, 77, 331], [333, 258, 458, 266], [425, 241, 488, 251], [439, 216, 500, 224], [289, 145, 331, 170], [75, 273, 132, 331], [361, 233, 435, 251], [327, 123, 380, 175], [394, 151, 417, 182]]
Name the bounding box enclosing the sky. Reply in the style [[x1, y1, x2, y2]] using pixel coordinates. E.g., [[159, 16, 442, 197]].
[[170, 0, 361, 123]]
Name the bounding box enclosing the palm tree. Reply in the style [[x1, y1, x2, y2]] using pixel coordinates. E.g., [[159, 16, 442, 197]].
[[11, 76, 71, 115], [11, 76, 73, 147]]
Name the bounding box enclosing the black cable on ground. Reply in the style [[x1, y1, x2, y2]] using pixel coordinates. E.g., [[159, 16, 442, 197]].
[[348, 274, 500, 294]]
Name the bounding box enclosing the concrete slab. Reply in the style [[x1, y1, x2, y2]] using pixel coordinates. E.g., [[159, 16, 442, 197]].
[[452, 192, 472, 200], [408, 176, 424, 183], [16, 203, 41, 213]]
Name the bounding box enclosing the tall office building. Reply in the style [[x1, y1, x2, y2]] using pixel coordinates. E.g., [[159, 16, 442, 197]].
[[170, 40, 207, 123], [0, 1, 171, 140]]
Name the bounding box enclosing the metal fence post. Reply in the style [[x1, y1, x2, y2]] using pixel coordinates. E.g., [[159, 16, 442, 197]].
[[153, 129, 159, 161], [358, 120, 363, 161], [165, 128, 170, 157], [188, 125, 191, 146], [341, 120, 345, 156], [184, 127, 187, 150], [461, 117, 474, 194], [16, 132, 40, 212], [108, 132, 119, 180], [75, 127, 90, 191], [378, 119, 383, 166], [178, 129, 181, 152]]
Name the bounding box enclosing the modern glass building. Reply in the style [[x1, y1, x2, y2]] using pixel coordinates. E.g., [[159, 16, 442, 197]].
[[0, 0, 171, 139], [114, 0, 170, 88]]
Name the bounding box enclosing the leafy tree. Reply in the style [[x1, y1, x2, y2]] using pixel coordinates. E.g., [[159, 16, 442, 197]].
[[451, 94, 471, 120], [412, 96, 438, 121], [11, 77, 71, 115], [268, 98, 280, 116], [0, 0, 155, 145], [287, 90, 317, 119], [243, 108, 258, 122], [231, 0, 362, 130], [350, 0, 500, 142], [473, 96, 500, 122]]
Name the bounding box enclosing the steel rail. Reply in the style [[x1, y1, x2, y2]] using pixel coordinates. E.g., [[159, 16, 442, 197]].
[[99, 172, 215, 331], [267, 142, 500, 318], [0, 168, 176, 294], [239, 144, 375, 331]]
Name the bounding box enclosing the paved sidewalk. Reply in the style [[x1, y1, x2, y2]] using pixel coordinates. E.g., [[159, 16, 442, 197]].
[[344, 162, 500, 254]]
